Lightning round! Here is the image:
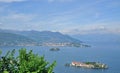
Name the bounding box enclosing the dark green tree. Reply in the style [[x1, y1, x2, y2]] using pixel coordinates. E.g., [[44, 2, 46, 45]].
[[0, 48, 56, 73]]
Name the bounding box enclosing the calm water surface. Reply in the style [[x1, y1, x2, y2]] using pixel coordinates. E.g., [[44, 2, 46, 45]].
[[0, 42, 120, 73]]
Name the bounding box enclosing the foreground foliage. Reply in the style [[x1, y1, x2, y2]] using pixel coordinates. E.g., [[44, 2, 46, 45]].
[[0, 48, 56, 73]]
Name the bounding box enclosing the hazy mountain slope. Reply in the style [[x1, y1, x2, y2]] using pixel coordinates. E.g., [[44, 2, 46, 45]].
[[12, 30, 82, 43], [0, 29, 83, 46], [0, 32, 35, 46]]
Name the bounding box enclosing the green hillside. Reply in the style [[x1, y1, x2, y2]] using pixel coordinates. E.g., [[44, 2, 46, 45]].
[[0, 32, 36, 46], [0, 29, 85, 47], [14, 30, 82, 43]]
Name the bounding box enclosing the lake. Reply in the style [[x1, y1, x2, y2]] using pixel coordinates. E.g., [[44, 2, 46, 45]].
[[0, 41, 120, 73]]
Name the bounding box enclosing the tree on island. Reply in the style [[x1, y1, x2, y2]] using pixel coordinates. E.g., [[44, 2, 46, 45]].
[[0, 48, 56, 73]]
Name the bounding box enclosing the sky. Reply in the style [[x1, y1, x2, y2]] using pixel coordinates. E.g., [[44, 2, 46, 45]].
[[0, 0, 120, 35]]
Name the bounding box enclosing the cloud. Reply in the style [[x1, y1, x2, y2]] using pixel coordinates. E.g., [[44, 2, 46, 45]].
[[1, 13, 36, 23], [0, 0, 26, 3], [0, 13, 37, 30], [0, 0, 119, 34], [0, 22, 2, 25], [60, 22, 120, 35], [42, 0, 106, 25], [48, 0, 54, 2], [48, 0, 73, 3]]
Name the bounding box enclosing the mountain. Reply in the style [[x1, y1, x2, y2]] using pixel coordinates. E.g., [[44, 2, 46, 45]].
[[13, 30, 82, 43], [0, 29, 85, 47], [0, 32, 36, 46]]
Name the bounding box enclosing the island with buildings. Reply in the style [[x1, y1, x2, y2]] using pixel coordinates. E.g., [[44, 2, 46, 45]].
[[65, 61, 108, 69]]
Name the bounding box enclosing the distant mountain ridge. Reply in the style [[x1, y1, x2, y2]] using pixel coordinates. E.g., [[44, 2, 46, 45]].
[[10, 30, 80, 43], [0, 31, 36, 46], [0, 29, 84, 47]]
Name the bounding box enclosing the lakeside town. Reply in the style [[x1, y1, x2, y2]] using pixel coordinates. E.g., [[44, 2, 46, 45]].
[[0, 42, 90, 48]]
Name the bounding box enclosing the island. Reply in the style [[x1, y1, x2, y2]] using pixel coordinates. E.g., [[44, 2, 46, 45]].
[[65, 61, 108, 69], [50, 48, 60, 51]]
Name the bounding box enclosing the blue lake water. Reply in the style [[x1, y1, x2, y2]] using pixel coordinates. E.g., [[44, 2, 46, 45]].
[[0, 41, 120, 73]]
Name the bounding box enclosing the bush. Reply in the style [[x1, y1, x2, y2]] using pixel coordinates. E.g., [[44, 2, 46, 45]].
[[0, 48, 56, 73]]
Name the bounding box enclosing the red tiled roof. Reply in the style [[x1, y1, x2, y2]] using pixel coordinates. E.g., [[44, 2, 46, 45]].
[[72, 61, 83, 65]]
